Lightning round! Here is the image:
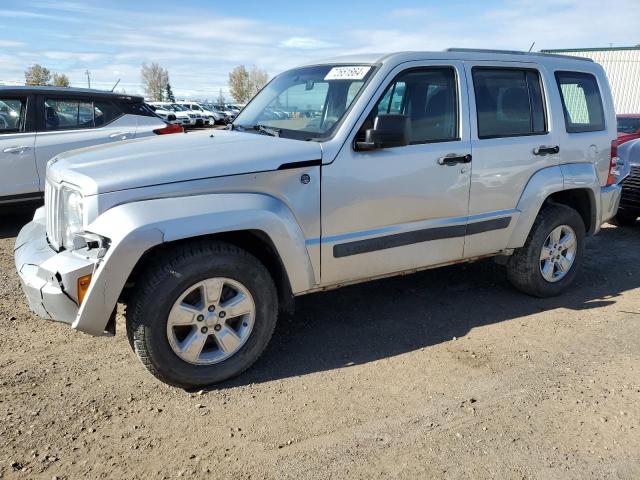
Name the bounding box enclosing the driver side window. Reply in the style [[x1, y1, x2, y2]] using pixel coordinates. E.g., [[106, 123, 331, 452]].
[[360, 67, 459, 145]]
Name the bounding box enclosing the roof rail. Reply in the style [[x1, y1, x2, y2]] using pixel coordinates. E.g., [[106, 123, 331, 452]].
[[445, 48, 594, 62]]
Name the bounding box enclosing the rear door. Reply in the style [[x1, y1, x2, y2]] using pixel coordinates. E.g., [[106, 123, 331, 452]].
[[34, 95, 135, 189], [463, 61, 557, 258], [0, 94, 39, 203]]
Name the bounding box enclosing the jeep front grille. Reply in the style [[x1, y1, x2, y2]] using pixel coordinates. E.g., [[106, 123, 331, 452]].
[[45, 180, 62, 250]]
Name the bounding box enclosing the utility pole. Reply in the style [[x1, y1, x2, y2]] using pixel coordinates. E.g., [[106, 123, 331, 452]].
[[85, 69, 91, 89]]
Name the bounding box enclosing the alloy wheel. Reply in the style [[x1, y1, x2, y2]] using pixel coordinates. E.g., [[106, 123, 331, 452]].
[[539, 225, 577, 283], [166, 277, 255, 365]]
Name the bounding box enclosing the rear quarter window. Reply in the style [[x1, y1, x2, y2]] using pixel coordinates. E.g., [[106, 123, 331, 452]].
[[555, 71, 605, 133]]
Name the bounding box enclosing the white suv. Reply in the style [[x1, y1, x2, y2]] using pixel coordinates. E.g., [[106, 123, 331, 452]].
[[177, 102, 221, 126], [148, 102, 194, 127], [0, 86, 179, 206]]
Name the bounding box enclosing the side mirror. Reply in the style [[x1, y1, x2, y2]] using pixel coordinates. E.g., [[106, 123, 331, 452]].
[[355, 114, 410, 151]]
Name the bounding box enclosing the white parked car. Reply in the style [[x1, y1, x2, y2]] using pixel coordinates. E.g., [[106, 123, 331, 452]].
[[168, 103, 203, 127], [145, 103, 177, 124], [202, 104, 233, 124], [177, 102, 220, 126], [0, 86, 181, 206], [148, 102, 194, 127]]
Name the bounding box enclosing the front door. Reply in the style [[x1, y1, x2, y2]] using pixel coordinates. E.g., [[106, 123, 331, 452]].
[[321, 62, 472, 284], [0, 94, 38, 203]]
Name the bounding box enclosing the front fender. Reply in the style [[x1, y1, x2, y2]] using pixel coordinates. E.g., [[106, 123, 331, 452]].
[[73, 193, 316, 335]]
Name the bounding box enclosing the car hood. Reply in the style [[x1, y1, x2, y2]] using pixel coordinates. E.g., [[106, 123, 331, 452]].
[[48, 129, 323, 196], [619, 138, 640, 168]]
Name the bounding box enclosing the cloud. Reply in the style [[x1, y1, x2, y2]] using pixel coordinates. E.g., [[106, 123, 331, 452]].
[[0, 0, 638, 99], [0, 40, 25, 48], [280, 37, 336, 50]]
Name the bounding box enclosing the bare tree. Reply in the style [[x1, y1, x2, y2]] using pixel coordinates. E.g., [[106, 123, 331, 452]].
[[141, 62, 169, 101], [228, 65, 250, 103], [248, 66, 268, 98], [228, 65, 268, 103], [52, 73, 71, 87], [24, 64, 51, 86], [217, 88, 226, 105]]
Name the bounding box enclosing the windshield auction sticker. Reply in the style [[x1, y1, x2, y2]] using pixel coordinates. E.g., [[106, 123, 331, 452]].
[[324, 66, 371, 81]]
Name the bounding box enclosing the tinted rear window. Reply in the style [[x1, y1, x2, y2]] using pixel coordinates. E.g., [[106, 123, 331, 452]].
[[555, 71, 605, 133], [472, 68, 546, 139]]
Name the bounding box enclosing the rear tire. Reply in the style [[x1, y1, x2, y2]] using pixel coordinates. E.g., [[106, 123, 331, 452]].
[[506, 204, 585, 297], [126, 241, 277, 388], [611, 210, 638, 226]]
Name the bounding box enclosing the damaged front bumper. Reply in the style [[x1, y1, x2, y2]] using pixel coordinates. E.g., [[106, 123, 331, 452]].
[[14, 208, 97, 327]]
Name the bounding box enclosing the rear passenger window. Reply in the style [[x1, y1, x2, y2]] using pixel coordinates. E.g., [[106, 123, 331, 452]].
[[555, 71, 605, 133], [472, 68, 546, 139], [44, 99, 122, 130], [0, 98, 26, 133]]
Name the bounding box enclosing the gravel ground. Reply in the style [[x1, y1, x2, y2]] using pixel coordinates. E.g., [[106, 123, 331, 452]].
[[0, 210, 639, 479]]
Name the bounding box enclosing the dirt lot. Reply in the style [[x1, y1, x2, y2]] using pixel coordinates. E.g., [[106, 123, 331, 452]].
[[0, 210, 639, 479]]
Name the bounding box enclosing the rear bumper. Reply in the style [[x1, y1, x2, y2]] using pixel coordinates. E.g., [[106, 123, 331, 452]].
[[600, 183, 622, 224], [14, 209, 96, 327]]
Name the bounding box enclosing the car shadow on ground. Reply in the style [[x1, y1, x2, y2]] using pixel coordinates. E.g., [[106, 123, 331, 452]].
[[215, 224, 640, 390], [1, 210, 638, 390], [0, 207, 38, 240]]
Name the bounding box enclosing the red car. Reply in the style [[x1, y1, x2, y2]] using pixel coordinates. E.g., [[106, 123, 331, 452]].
[[617, 114, 640, 146]]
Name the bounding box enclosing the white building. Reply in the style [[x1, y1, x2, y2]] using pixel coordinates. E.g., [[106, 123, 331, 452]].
[[542, 47, 640, 114]]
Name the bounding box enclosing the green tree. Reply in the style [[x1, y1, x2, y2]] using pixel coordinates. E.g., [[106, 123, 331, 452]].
[[52, 73, 71, 87], [165, 83, 175, 102], [24, 64, 51, 86]]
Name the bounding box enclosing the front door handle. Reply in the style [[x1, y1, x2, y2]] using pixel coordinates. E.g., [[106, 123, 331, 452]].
[[2, 146, 31, 154], [109, 132, 130, 139], [438, 153, 472, 166], [533, 145, 560, 156]]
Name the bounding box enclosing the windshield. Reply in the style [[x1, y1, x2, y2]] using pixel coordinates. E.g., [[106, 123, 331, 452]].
[[617, 117, 640, 134], [233, 64, 375, 140], [172, 104, 188, 111]]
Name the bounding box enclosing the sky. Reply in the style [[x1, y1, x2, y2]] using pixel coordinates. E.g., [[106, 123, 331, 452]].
[[0, 0, 639, 100]]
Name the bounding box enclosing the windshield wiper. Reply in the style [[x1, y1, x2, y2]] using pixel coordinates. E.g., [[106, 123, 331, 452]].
[[252, 124, 281, 137], [233, 124, 281, 137]]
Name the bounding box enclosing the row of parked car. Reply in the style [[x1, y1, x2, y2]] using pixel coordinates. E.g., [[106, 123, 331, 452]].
[[147, 101, 240, 127]]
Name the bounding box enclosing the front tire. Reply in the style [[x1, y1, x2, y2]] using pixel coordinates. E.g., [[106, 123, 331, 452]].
[[126, 241, 277, 388], [506, 204, 585, 297]]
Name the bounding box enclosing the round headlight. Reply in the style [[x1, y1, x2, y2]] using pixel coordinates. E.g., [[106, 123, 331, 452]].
[[61, 187, 84, 249]]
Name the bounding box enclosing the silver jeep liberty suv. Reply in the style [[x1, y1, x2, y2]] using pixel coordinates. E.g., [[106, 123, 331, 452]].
[[15, 49, 623, 388]]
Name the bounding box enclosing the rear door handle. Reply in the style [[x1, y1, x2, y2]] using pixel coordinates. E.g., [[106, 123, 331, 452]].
[[2, 146, 31, 154], [438, 153, 472, 166], [533, 145, 560, 156]]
